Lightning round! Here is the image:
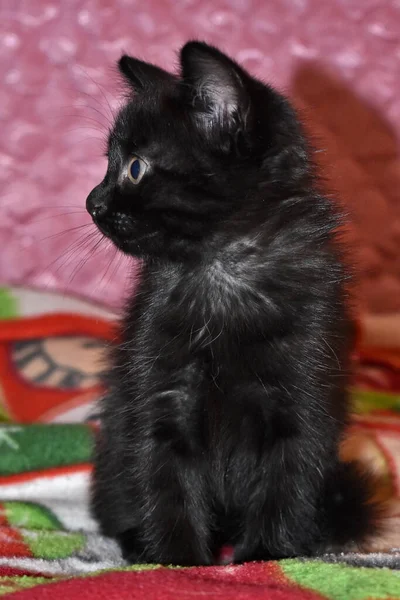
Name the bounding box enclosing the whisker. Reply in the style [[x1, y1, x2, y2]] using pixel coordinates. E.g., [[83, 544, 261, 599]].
[[61, 113, 109, 130], [37, 231, 98, 293], [98, 246, 119, 289], [75, 65, 116, 123], [80, 105, 113, 130], [47, 231, 98, 274], [55, 86, 113, 126], [64, 235, 108, 292], [64, 128, 105, 139], [31, 212, 87, 224], [56, 234, 103, 286], [36, 205, 85, 209], [40, 223, 92, 242], [77, 89, 114, 117]]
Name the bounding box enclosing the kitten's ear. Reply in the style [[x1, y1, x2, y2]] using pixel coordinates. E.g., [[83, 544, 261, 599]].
[[118, 55, 172, 91], [180, 41, 250, 130]]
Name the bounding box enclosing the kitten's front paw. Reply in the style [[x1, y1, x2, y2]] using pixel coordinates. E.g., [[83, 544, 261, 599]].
[[117, 528, 213, 566], [233, 539, 315, 563]]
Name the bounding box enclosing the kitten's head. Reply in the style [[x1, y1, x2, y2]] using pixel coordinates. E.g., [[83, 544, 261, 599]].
[[86, 41, 309, 260]]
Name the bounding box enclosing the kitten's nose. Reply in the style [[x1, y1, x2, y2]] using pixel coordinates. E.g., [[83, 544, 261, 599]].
[[86, 185, 108, 220]]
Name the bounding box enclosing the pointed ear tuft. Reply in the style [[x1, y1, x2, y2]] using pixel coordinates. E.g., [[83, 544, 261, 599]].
[[118, 55, 173, 91], [180, 41, 250, 129]]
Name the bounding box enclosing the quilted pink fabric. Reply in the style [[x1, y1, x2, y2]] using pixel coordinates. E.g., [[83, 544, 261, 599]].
[[1, 1, 399, 311]]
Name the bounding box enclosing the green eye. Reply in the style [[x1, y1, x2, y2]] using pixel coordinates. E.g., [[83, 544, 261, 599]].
[[127, 156, 147, 184]]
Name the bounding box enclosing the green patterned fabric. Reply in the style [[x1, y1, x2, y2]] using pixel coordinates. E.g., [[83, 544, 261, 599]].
[[0, 424, 93, 476], [0, 289, 17, 320]]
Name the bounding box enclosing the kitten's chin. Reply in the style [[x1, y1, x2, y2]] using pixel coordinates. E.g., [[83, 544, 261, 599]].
[[110, 232, 159, 258], [91, 220, 151, 257], [107, 237, 141, 257]]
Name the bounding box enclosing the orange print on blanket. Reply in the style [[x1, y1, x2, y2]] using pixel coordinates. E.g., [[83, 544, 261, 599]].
[[0, 313, 117, 422]]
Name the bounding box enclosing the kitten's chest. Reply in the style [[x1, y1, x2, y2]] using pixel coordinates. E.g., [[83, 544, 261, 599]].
[[130, 251, 269, 362], [170, 254, 267, 332]]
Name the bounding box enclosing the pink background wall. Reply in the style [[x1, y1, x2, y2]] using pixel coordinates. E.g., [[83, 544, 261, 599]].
[[1, 0, 400, 311]]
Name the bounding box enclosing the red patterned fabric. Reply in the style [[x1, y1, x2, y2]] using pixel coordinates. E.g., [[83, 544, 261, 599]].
[[2, 564, 328, 600]]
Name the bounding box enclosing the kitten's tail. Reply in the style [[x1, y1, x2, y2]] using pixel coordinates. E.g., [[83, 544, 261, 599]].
[[323, 461, 384, 552]]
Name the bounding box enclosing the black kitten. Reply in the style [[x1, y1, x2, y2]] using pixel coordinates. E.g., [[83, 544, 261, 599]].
[[87, 41, 378, 566]]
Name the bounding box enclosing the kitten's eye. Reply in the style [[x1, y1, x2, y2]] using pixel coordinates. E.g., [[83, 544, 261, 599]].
[[127, 156, 147, 185]]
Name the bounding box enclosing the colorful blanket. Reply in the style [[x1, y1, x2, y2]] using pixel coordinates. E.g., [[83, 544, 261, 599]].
[[2, 286, 400, 598]]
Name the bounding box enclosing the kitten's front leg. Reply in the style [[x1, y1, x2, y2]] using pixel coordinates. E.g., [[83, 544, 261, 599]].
[[96, 360, 213, 566], [228, 378, 337, 562], [233, 434, 325, 562]]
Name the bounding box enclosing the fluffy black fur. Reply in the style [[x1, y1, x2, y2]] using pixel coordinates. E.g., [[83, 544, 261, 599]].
[[86, 41, 378, 565]]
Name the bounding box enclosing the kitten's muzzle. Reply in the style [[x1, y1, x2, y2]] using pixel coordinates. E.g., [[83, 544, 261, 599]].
[[86, 184, 136, 243], [86, 185, 108, 221]]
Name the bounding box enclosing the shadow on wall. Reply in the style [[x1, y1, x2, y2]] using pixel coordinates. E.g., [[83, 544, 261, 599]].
[[290, 65, 400, 314]]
